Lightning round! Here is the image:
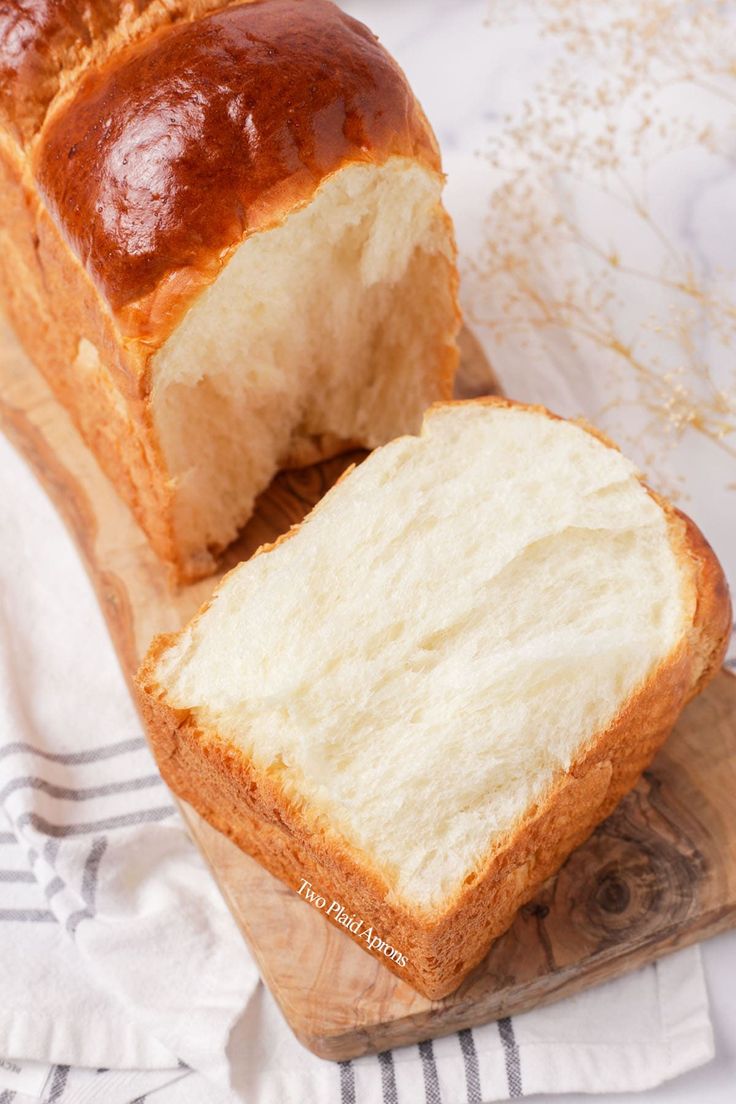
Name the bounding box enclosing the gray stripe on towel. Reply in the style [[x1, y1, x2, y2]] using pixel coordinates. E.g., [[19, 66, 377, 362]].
[[419, 1039, 442, 1104], [47, 1065, 70, 1102], [458, 1028, 482, 1103], [0, 908, 55, 922], [0, 738, 146, 764], [44, 875, 65, 901], [43, 838, 60, 866], [16, 806, 174, 839], [498, 1017, 523, 1098], [338, 1060, 355, 1104], [66, 836, 108, 934], [0, 773, 162, 803], [378, 1050, 398, 1104]]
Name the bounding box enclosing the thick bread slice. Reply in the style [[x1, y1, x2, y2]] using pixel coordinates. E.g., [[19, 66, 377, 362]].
[[136, 398, 731, 999]]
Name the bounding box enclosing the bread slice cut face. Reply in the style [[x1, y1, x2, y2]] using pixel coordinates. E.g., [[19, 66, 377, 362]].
[[149, 157, 458, 573], [138, 398, 730, 998]]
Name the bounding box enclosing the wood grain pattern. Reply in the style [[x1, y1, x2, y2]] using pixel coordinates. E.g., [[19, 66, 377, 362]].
[[1, 313, 735, 1060]]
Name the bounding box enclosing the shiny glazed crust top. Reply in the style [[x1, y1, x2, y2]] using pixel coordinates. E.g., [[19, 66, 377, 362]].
[[0, 0, 229, 144], [29, 0, 440, 335]]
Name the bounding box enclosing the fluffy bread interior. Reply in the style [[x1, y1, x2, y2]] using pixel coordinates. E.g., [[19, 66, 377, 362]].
[[151, 404, 692, 913], [151, 157, 457, 573]]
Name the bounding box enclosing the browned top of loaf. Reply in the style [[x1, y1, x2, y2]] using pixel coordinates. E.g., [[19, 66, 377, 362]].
[[0, 0, 227, 144], [31, 0, 439, 338]]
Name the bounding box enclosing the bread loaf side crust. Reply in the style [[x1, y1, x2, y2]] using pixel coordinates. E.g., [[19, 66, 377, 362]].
[[135, 397, 732, 998], [0, 139, 183, 568]]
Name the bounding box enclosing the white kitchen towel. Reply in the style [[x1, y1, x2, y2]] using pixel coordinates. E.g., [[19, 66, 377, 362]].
[[0, 426, 259, 1090], [0, 414, 721, 1104]]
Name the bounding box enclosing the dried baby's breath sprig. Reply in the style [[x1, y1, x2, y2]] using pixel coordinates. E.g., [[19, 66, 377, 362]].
[[474, 0, 736, 487]]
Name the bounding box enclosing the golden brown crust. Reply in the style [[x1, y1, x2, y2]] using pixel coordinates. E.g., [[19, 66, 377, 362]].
[[135, 396, 732, 998], [0, 140, 181, 571], [669, 506, 732, 699], [0, 0, 232, 146], [34, 0, 440, 342]]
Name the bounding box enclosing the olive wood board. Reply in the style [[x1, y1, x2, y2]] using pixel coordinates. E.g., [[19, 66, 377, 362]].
[[1, 313, 735, 1061]]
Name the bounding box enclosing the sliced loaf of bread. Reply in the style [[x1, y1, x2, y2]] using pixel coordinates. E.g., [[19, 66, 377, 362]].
[[136, 398, 730, 999], [0, 0, 458, 580]]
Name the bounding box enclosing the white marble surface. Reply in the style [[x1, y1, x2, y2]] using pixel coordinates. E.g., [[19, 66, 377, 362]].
[[341, 1, 736, 1100]]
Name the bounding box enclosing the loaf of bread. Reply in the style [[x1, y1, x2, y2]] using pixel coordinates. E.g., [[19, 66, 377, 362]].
[[0, 0, 459, 579], [136, 398, 730, 999]]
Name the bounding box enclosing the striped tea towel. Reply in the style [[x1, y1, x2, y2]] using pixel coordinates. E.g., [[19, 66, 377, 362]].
[[0, 429, 718, 1104]]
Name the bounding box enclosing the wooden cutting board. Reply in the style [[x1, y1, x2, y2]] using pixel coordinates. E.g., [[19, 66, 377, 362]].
[[1, 315, 735, 1061]]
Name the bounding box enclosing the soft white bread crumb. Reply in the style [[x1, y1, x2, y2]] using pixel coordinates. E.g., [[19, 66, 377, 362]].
[[153, 403, 691, 912], [151, 157, 457, 569]]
